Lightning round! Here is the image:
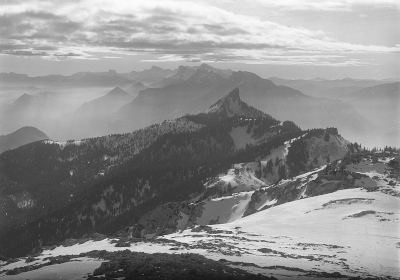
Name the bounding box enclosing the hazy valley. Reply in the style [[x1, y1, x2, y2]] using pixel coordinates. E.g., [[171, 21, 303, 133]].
[[0, 65, 398, 148]]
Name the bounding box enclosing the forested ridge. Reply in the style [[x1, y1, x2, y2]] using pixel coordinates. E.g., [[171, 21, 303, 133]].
[[0, 111, 304, 257]]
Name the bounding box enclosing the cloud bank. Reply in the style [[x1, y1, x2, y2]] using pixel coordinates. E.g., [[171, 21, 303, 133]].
[[254, 0, 399, 11], [0, 0, 398, 66]]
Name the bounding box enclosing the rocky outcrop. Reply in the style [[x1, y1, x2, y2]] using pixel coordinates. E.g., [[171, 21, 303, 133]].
[[202, 88, 276, 121], [125, 202, 205, 239], [243, 189, 265, 217], [305, 181, 340, 197]]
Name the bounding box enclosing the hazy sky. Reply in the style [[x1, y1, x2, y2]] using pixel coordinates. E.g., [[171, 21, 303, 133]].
[[0, 0, 399, 79]]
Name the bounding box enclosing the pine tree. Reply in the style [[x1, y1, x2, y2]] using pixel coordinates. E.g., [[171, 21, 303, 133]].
[[278, 164, 286, 180], [227, 182, 233, 193], [266, 159, 273, 174], [324, 132, 330, 142]]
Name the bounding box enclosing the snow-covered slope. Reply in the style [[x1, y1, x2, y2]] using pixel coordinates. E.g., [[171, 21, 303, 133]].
[[3, 153, 398, 279], [205, 164, 265, 194]]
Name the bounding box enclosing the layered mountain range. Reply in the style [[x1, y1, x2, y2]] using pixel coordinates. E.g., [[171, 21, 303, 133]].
[[0, 64, 397, 148]]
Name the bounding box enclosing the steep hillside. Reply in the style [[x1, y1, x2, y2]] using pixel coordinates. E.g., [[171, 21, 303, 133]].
[[0, 127, 49, 154], [123, 127, 357, 238]]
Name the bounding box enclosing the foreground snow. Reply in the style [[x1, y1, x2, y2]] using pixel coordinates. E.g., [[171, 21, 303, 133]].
[[2, 186, 398, 280]]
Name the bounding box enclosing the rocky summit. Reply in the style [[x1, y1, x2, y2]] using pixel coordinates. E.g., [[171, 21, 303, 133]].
[[204, 88, 270, 120]]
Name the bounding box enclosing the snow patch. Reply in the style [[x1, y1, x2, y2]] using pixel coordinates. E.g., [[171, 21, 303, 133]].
[[230, 126, 255, 150]]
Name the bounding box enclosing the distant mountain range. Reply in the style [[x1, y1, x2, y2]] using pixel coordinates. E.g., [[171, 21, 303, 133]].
[[0, 91, 67, 136], [341, 82, 400, 147], [267, 76, 396, 96], [103, 68, 377, 148], [0, 64, 398, 148], [0, 126, 49, 153], [109, 64, 230, 133], [61, 87, 135, 140], [0, 67, 176, 87], [151, 65, 198, 88]]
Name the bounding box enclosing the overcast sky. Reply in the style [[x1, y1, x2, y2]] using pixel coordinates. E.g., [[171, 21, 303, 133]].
[[0, 0, 399, 79]]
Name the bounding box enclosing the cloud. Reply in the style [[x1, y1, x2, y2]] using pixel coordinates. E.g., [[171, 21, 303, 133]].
[[251, 0, 400, 11], [0, 0, 398, 66], [143, 53, 371, 66], [103, 56, 122, 59]]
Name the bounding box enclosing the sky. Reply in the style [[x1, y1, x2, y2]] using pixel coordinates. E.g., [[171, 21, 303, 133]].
[[0, 0, 399, 79]]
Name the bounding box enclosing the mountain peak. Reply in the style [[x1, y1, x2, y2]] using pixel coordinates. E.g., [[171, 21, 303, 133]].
[[203, 88, 270, 120], [106, 87, 128, 96], [177, 65, 189, 71], [14, 93, 32, 104], [0, 126, 49, 153], [226, 87, 240, 99], [199, 63, 212, 69], [133, 82, 145, 87], [229, 71, 264, 83], [19, 93, 30, 98]]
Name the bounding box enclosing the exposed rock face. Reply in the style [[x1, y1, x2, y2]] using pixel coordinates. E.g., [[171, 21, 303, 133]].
[[306, 181, 340, 197], [243, 189, 266, 217], [203, 88, 273, 121], [126, 202, 205, 238]]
